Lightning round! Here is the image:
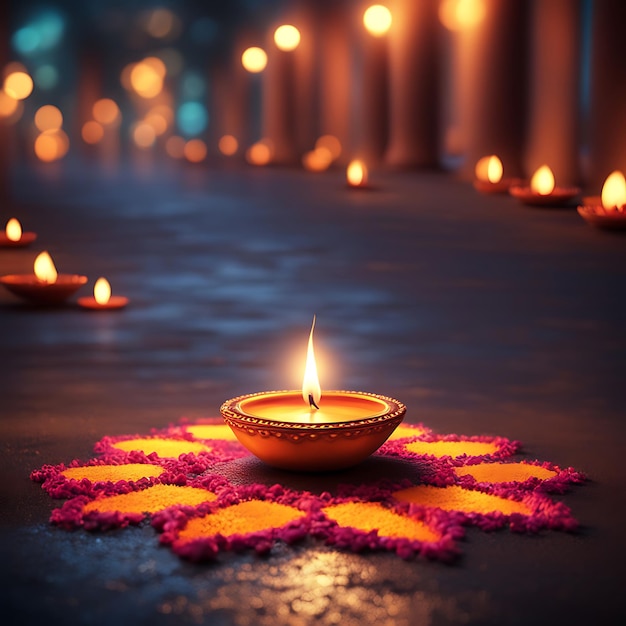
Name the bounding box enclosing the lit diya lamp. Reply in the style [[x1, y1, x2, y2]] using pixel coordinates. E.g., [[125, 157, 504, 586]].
[[509, 164, 581, 206], [346, 159, 370, 189], [0, 251, 87, 304], [78, 277, 129, 310], [473, 155, 521, 194], [220, 317, 406, 472], [0, 218, 37, 247], [577, 170, 626, 230]]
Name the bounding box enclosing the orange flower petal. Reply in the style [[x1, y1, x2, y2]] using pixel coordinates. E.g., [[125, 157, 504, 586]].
[[393, 485, 532, 516], [111, 438, 211, 457], [83, 484, 216, 514], [323, 502, 440, 542], [185, 424, 239, 441], [178, 501, 305, 541], [453, 462, 557, 483], [61, 464, 164, 483], [405, 440, 500, 458], [387, 425, 428, 440]]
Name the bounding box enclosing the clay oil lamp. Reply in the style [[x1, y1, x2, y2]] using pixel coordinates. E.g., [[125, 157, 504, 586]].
[[78, 277, 129, 310], [0, 218, 37, 248], [577, 170, 626, 230], [221, 318, 406, 472], [0, 251, 87, 304], [510, 164, 580, 206]]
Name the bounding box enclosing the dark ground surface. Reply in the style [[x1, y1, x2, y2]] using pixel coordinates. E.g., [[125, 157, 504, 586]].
[[1, 158, 625, 625]]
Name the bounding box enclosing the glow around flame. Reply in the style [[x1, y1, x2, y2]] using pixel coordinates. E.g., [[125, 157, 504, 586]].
[[6, 218, 22, 241], [347, 160, 367, 186], [530, 165, 555, 195], [94, 277, 111, 304], [601, 170, 626, 210], [34, 251, 58, 283], [302, 316, 321, 409]]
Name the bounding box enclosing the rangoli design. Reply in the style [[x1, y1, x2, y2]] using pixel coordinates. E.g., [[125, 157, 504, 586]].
[[31, 420, 585, 562]]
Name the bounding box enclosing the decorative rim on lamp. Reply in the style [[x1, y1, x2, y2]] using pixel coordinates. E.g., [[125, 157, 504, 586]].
[[220, 390, 406, 471]]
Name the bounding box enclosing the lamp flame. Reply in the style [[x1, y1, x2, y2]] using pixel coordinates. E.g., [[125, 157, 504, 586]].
[[487, 155, 503, 183], [475, 155, 502, 183], [94, 277, 111, 304], [34, 251, 58, 283], [530, 165, 555, 195], [6, 218, 22, 242], [347, 160, 367, 187], [302, 316, 321, 409], [601, 170, 626, 211]]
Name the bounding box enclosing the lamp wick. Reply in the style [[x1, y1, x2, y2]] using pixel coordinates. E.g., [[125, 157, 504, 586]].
[[308, 394, 320, 410]]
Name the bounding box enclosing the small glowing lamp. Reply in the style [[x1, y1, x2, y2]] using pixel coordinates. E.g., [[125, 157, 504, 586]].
[[34, 251, 58, 283], [78, 276, 129, 310], [510, 164, 580, 206], [473, 155, 517, 193], [530, 165, 555, 196], [242, 47, 268, 73], [274, 25, 301, 51], [601, 171, 626, 211], [0, 251, 87, 303], [94, 277, 111, 304], [346, 160, 368, 187], [487, 156, 503, 184], [1, 217, 36, 247], [363, 5, 392, 37], [577, 170, 626, 229], [6, 218, 22, 242]]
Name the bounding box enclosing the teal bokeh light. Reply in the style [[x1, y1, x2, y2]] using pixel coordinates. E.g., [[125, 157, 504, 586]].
[[177, 102, 208, 137]]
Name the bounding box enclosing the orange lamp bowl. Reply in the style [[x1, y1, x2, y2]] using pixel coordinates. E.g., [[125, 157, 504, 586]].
[[577, 201, 626, 230], [0, 274, 88, 304], [220, 390, 406, 472]]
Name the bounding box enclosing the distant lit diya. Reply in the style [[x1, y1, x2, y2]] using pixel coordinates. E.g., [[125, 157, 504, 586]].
[[78, 277, 128, 310], [509, 164, 580, 206], [577, 170, 626, 230], [473, 155, 521, 194], [220, 317, 406, 471], [0, 250, 87, 304], [0, 218, 37, 248], [346, 159, 370, 189]]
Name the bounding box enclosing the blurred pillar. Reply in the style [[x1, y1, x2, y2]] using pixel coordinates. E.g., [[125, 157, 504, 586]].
[[524, 0, 582, 186], [316, 3, 353, 163], [459, 0, 529, 179], [588, 0, 626, 188], [292, 10, 317, 154], [262, 28, 298, 164], [386, 0, 441, 168], [212, 36, 257, 156], [0, 1, 10, 203], [357, 8, 390, 164]]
